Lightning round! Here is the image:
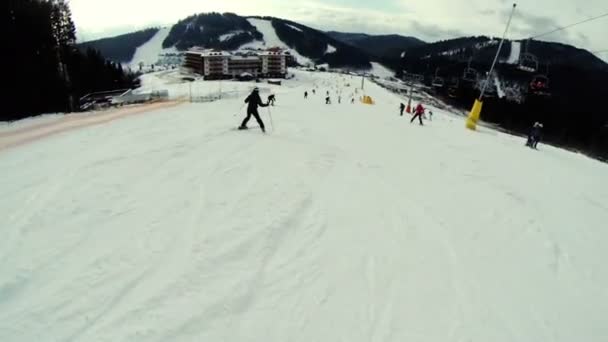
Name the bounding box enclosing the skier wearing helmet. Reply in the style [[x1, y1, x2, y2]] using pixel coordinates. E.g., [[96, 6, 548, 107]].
[[239, 87, 269, 132]]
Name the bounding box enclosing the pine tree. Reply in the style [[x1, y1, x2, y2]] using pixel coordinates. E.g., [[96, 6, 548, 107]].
[[51, 0, 76, 48]]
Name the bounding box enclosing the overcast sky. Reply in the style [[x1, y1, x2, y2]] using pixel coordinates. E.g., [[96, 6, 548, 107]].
[[71, 0, 607, 59]]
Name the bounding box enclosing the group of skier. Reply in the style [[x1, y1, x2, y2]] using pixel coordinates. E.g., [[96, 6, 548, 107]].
[[237, 84, 542, 150]]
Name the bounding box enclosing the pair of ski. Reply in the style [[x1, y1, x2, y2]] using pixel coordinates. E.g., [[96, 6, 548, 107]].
[[233, 126, 266, 133]]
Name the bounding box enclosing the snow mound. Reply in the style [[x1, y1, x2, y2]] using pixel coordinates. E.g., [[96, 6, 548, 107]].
[[129, 28, 177, 69]]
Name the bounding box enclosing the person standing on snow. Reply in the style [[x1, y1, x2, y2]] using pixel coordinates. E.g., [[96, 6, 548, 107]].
[[239, 87, 269, 132], [527, 122, 543, 149], [400, 103, 406, 116], [268, 94, 276, 106], [304, 91, 308, 99], [410, 103, 425, 125], [326, 96, 331, 104]]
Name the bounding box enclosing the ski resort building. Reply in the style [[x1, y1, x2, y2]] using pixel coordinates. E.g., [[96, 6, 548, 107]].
[[183, 48, 290, 80]]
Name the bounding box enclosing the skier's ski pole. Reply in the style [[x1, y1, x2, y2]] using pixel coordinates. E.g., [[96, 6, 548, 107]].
[[233, 102, 246, 117], [267, 106, 275, 131]]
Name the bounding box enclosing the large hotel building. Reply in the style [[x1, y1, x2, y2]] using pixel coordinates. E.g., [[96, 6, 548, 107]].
[[183, 47, 292, 80]]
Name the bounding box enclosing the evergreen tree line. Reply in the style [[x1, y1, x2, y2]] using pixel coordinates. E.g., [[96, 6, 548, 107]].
[[6, 0, 138, 122], [79, 28, 160, 63]]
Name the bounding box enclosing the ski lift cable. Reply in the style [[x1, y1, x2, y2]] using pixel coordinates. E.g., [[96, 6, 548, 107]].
[[525, 11, 608, 40]]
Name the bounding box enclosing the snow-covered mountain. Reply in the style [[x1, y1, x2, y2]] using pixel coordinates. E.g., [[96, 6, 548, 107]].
[[81, 13, 373, 70], [327, 31, 426, 61]]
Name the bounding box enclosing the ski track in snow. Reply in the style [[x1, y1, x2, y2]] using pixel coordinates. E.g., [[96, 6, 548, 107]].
[[1, 70, 607, 341]]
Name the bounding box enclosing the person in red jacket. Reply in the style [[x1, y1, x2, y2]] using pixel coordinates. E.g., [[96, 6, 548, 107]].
[[410, 103, 425, 125]]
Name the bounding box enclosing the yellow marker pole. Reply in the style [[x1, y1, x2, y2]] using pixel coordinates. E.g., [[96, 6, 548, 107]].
[[467, 3, 517, 130]]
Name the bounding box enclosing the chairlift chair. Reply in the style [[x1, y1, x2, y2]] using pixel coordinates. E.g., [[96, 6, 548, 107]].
[[462, 68, 478, 82], [479, 79, 497, 98], [432, 67, 445, 88], [518, 53, 539, 73], [449, 77, 459, 88], [448, 87, 458, 98], [432, 77, 445, 87]]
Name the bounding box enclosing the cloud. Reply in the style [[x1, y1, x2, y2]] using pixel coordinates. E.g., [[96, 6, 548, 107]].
[[409, 21, 465, 41], [479, 9, 497, 16]]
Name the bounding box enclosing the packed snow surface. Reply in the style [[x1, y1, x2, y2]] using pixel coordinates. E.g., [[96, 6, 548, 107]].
[[1, 70, 607, 341]]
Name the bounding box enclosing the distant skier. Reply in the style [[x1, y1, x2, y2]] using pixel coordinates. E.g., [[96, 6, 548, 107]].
[[526, 122, 543, 149], [304, 91, 308, 99], [239, 87, 268, 132], [312, 89, 316, 95], [400, 103, 405, 116], [533, 123, 543, 148], [428, 110, 433, 121], [268, 94, 276, 106], [410, 103, 425, 125], [351, 98, 355, 104], [338, 96, 341, 104], [326, 96, 331, 104]]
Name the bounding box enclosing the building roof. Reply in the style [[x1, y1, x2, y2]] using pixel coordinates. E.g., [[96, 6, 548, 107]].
[[186, 49, 231, 57], [186, 48, 289, 59], [230, 56, 260, 61]]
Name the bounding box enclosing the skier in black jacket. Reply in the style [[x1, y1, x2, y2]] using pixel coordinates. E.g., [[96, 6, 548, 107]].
[[239, 87, 269, 132]]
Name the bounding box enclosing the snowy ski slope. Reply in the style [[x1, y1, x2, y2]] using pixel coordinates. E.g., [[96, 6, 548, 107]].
[[506, 40, 521, 65], [128, 27, 177, 69], [245, 18, 313, 66], [1, 70, 607, 341], [370, 62, 395, 79], [494, 74, 506, 98]]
